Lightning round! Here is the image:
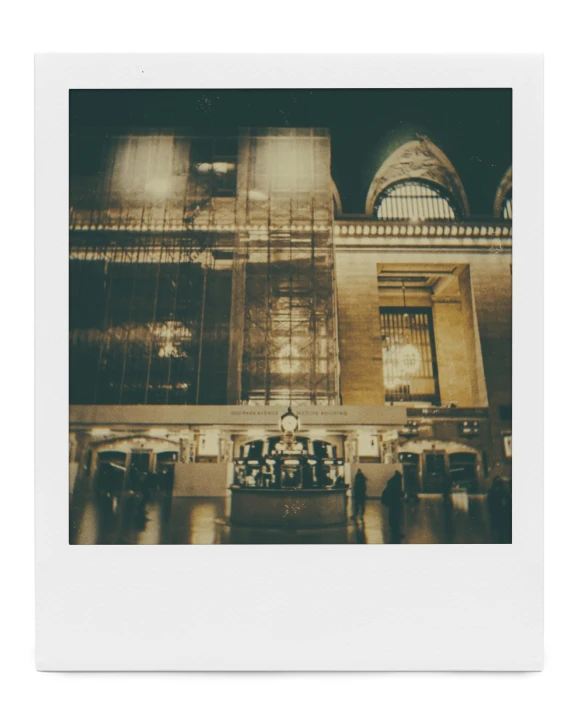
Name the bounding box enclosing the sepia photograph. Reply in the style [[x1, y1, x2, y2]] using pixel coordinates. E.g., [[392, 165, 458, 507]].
[[68, 88, 512, 545]]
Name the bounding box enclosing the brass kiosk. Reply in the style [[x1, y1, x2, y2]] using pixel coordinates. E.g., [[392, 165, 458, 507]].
[[230, 408, 348, 528]]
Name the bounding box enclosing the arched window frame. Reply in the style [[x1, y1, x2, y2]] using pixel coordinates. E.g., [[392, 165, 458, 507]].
[[501, 190, 512, 220], [493, 166, 512, 219], [373, 179, 458, 221]]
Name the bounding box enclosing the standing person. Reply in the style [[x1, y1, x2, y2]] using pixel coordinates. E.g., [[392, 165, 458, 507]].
[[353, 469, 367, 520], [487, 476, 512, 543], [381, 470, 404, 543]]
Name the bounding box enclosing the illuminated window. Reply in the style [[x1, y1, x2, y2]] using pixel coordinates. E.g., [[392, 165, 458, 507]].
[[374, 180, 456, 221], [190, 137, 238, 197], [502, 191, 512, 220], [380, 308, 440, 404]]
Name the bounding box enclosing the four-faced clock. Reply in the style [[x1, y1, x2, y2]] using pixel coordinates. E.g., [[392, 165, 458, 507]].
[[280, 408, 299, 433]]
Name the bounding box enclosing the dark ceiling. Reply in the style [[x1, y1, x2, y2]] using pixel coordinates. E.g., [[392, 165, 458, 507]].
[[70, 89, 511, 216]]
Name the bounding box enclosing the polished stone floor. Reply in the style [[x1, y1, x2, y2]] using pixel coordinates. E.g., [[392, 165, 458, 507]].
[[70, 491, 505, 545]]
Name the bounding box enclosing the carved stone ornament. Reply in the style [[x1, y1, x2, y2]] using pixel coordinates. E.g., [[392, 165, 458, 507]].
[[365, 135, 470, 217]]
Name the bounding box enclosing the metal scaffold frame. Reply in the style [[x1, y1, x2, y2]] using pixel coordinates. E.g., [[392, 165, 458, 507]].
[[227, 128, 339, 406], [69, 131, 236, 405], [70, 128, 339, 407]]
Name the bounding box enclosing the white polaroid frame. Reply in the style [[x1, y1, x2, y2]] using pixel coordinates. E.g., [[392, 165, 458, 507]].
[[35, 54, 543, 671]]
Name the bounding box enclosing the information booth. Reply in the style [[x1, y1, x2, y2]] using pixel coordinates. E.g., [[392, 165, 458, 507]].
[[230, 408, 349, 528]]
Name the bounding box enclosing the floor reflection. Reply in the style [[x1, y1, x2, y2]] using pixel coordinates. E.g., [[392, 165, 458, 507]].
[[70, 493, 501, 545]]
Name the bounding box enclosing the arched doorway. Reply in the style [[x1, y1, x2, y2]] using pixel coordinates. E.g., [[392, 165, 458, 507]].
[[94, 450, 127, 496], [89, 436, 181, 495], [399, 441, 482, 493]]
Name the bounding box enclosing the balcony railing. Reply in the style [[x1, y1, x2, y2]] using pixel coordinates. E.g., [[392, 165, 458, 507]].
[[334, 218, 511, 247]]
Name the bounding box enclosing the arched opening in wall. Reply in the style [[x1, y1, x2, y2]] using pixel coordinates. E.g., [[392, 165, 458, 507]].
[[94, 450, 127, 497], [90, 436, 180, 496], [424, 448, 479, 493], [398, 441, 482, 494], [502, 190, 512, 220], [373, 180, 457, 221]]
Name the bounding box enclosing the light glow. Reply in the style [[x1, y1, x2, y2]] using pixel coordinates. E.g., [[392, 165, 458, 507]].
[[90, 428, 110, 437], [148, 428, 168, 438], [382, 344, 422, 389]]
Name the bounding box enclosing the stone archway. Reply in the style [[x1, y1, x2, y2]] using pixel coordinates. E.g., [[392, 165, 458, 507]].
[[365, 135, 470, 217], [89, 435, 181, 489], [398, 439, 483, 493]]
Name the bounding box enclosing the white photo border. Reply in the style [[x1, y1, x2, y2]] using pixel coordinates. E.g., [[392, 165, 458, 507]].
[[35, 54, 543, 671]]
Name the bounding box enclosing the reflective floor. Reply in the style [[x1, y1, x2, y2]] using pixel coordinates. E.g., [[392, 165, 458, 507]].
[[70, 491, 506, 545]]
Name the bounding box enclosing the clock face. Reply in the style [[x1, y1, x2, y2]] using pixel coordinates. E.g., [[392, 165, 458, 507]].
[[281, 414, 298, 431]]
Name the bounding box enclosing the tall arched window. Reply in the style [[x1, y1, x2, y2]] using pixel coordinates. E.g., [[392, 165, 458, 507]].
[[502, 190, 512, 220], [374, 180, 457, 221]]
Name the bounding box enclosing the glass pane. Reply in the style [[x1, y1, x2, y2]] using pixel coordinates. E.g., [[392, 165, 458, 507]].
[[380, 308, 440, 404], [375, 180, 456, 221]]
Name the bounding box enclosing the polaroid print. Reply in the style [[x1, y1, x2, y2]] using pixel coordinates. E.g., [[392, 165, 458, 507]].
[[36, 55, 542, 671], [68, 88, 512, 546]]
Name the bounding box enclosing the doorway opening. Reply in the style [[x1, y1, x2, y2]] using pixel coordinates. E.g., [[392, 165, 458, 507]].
[[127, 450, 151, 490], [95, 451, 127, 496], [422, 450, 478, 493]]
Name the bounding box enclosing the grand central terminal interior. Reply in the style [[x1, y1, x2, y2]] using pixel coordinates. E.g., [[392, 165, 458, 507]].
[[68, 89, 512, 545]]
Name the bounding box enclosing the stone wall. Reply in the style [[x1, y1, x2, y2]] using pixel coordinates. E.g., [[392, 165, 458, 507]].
[[334, 247, 512, 469], [334, 252, 385, 404], [335, 248, 510, 403]]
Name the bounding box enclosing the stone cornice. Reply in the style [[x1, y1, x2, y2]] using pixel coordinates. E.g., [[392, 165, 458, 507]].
[[334, 219, 512, 252]]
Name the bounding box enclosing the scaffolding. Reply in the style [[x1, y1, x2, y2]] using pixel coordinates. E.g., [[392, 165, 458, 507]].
[[227, 128, 339, 405], [69, 131, 236, 405], [69, 127, 339, 406]]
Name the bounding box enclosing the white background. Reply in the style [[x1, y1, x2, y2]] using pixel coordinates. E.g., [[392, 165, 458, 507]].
[[35, 53, 542, 672], [3, 0, 569, 711]]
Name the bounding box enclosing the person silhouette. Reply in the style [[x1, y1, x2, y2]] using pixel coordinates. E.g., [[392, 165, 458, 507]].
[[381, 470, 404, 543], [487, 476, 512, 543], [352, 469, 367, 520]]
